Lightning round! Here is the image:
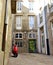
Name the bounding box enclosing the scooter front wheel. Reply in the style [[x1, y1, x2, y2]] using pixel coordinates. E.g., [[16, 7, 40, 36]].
[[14, 53, 18, 57]]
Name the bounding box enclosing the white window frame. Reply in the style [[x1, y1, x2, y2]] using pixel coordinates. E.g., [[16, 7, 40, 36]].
[[16, 1, 22, 13], [41, 33, 45, 48], [28, 33, 32, 38], [28, 32, 36, 39], [16, 16, 22, 30], [15, 40, 23, 47], [15, 32, 23, 39], [29, 16, 35, 29], [15, 34, 18, 38], [39, 11, 43, 24], [29, 2, 34, 12]]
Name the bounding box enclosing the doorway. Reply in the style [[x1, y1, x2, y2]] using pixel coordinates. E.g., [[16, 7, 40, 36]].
[[40, 27, 46, 54], [29, 39, 36, 53]]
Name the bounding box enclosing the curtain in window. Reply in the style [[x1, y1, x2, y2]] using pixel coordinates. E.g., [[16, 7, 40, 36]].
[[16, 16, 22, 29], [29, 16, 34, 29], [16, 2, 22, 12]]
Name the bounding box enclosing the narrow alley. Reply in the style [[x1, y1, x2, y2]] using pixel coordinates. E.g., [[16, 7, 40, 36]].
[[0, 0, 53, 65], [8, 53, 53, 65]]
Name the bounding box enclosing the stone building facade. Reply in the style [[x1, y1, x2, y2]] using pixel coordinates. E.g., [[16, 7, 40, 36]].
[[11, 0, 38, 53]]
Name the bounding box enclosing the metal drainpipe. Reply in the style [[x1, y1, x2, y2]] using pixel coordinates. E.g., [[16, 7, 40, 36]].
[[3, 0, 8, 65], [44, 6, 50, 55]]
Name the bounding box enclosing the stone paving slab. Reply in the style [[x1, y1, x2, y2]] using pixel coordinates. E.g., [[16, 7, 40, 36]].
[[8, 53, 53, 65]]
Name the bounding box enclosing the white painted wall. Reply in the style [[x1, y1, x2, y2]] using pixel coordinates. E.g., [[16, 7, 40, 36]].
[[37, 15, 41, 53], [37, 8, 47, 54], [43, 9, 47, 54]]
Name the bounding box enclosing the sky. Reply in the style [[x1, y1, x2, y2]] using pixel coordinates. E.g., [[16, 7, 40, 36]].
[[22, 0, 51, 15]]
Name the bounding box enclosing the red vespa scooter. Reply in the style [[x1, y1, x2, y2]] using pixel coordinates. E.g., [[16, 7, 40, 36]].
[[12, 44, 18, 57]]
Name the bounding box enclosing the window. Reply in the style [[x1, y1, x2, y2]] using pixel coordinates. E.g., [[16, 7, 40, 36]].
[[15, 41, 22, 47], [39, 12, 43, 24], [29, 16, 34, 29], [40, 16, 43, 23], [29, 2, 34, 12], [16, 1, 22, 12], [16, 16, 22, 29], [15, 34, 18, 38], [51, 0, 53, 4], [28, 32, 36, 39], [41, 33, 45, 48], [33, 33, 35, 38], [15, 33, 23, 39], [19, 33, 22, 38], [51, 22, 53, 36], [20, 41, 22, 47], [29, 33, 32, 38]]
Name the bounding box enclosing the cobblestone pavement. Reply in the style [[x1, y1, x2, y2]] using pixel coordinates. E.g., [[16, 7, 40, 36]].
[[8, 53, 53, 65]]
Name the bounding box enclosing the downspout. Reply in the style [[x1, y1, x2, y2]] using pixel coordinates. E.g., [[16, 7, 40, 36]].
[[3, 0, 8, 65], [44, 6, 50, 55]]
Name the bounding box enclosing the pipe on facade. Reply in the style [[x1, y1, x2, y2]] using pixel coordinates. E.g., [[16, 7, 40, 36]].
[[44, 6, 50, 55]]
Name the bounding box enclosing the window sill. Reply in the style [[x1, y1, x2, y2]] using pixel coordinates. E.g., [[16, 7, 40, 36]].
[[16, 11, 22, 13], [15, 38, 23, 39]]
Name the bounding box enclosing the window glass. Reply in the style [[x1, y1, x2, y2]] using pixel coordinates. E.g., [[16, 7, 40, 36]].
[[16, 2, 22, 12], [18, 42, 19, 47], [20, 42, 22, 47], [29, 33, 32, 38], [15, 41, 22, 47], [15, 33, 23, 38], [29, 16, 34, 29], [29, 2, 34, 12], [15, 34, 18, 38], [39, 12, 43, 24], [19, 33, 22, 38], [33, 33, 35, 38], [42, 34, 45, 48], [28, 32, 36, 38], [40, 16, 43, 23], [16, 16, 22, 29]]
